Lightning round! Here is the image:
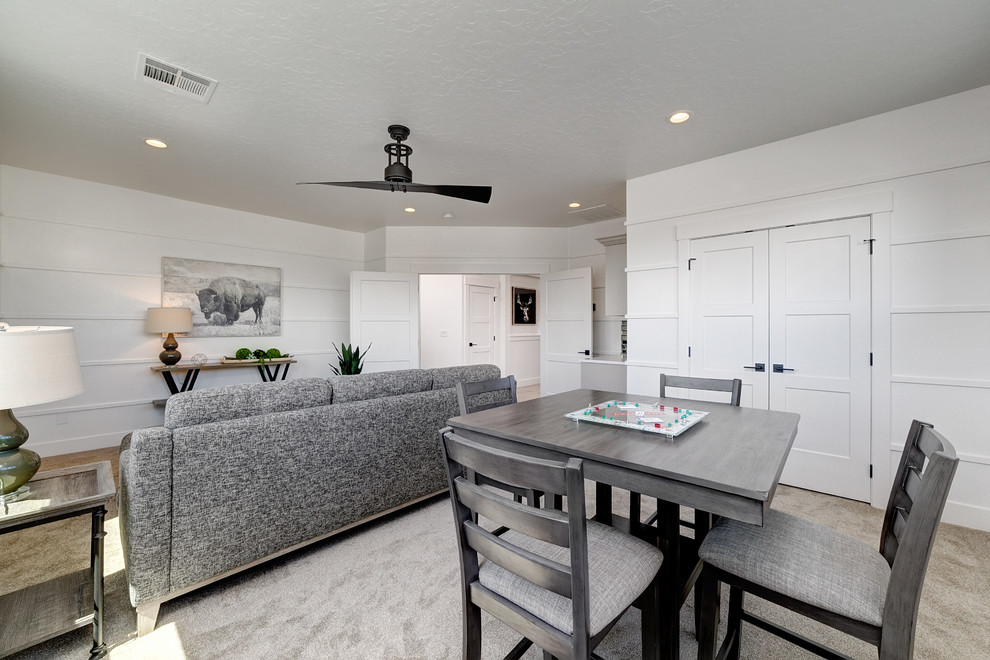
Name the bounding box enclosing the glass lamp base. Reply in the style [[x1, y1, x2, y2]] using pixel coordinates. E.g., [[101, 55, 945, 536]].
[[0, 484, 30, 504]]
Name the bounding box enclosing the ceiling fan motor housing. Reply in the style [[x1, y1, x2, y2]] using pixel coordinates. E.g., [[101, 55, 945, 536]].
[[384, 162, 412, 183]]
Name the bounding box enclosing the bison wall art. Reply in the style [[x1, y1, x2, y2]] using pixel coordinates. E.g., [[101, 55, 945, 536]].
[[162, 257, 281, 337]]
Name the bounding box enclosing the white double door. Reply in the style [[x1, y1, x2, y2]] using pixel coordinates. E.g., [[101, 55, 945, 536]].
[[688, 217, 872, 501]]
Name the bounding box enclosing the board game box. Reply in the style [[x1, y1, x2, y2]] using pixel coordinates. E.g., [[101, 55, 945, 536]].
[[565, 400, 709, 437]]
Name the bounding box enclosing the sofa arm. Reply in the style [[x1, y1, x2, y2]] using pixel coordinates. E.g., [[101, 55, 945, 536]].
[[118, 426, 174, 608]]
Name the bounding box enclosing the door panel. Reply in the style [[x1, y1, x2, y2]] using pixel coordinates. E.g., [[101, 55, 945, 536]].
[[541, 268, 592, 395], [466, 284, 495, 365], [771, 217, 872, 501], [350, 271, 419, 372], [690, 233, 770, 409]]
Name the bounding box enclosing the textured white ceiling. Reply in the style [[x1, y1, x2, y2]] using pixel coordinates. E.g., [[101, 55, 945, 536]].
[[2, 1, 989, 233]]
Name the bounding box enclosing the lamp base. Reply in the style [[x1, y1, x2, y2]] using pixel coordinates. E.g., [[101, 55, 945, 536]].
[[0, 409, 42, 496], [159, 332, 182, 365], [0, 484, 31, 504]]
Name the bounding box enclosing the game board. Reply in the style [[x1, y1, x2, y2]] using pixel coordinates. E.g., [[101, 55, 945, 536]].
[[565, 400, 709, 437]]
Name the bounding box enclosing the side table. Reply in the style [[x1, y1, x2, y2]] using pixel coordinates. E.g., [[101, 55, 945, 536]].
[[151, 358, 297, 396], [0, 461, 116, 657]]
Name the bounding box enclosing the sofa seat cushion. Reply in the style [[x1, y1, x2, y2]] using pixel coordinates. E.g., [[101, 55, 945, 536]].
[[165, 378, 333, 429]]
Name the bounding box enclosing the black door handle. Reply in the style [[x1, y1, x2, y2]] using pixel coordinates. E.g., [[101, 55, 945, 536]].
[[773, 363, 795, 373], [468, 342, 475, 346], [743, 363, 766, 372], [578, 350, 590, 355]]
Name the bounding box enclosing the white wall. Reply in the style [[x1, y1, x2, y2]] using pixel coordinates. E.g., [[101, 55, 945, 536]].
[[419, 274, 465, 368], [0, 165, 363, 456], [503, 274, 540, 387], [625, 85, 990, 531]]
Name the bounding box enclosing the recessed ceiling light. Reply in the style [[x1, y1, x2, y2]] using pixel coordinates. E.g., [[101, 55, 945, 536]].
[[569, 202, 581, 208], [145, 138, 168, 148], [668, 111, 690, 124], [404, 207, 416, 213]]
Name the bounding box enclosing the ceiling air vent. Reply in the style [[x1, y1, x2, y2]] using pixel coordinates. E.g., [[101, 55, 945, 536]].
[[137, 53, 218, 103], [567, 204, 625, 222]]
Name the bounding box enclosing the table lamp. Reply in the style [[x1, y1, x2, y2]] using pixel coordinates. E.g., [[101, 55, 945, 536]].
[[0, 324, 85, 502], [146, 307, 193, 366]]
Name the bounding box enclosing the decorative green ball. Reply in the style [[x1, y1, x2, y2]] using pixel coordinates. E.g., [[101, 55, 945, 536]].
[[235, 348, 252, 359], [266, 348, 282, 358], [252, 349, 266, 359]]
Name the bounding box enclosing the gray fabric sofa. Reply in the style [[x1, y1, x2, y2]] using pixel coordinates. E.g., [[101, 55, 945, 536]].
[[118, 363, 500, 635]]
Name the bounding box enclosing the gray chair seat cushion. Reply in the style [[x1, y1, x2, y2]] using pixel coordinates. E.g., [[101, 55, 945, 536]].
[[479, 520, 663, 636], [699, 509, 890, 626]]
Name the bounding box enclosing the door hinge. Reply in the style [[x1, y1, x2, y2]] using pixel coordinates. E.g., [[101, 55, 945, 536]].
[[869, 352, 874, 366], [864, 238, 875, 255], [870, 464, 874, 478], [688, 346, 692, 357], [688, 257, 697, 270]]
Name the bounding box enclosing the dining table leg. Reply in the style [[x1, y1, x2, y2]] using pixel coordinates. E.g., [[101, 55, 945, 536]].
[[655, 499, 681, 660]]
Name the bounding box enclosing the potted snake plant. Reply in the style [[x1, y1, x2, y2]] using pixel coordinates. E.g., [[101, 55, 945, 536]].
[[330, 342, 371, 375]]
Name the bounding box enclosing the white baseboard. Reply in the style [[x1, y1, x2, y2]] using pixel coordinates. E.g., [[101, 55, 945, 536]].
[[942, 499, 990, 533], [516, 377, 540, 388]]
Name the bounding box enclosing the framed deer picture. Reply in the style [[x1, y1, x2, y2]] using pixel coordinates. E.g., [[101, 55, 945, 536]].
[[512, 287, 537, 325]]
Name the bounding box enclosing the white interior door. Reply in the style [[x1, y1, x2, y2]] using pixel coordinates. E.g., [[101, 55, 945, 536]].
[[465, 283, 495, 365], [350, 271, 419, 372], [771, 217, 872, 500], [688, 217, 872, 501], [540, 267, 592, 395], [689, 232, 770, 408]]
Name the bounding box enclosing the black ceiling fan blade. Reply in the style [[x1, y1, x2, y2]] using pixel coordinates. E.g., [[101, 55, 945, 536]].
[[296, 180, 395, 191], [297, 180, 493, 204], [403, 182, 492, 204]]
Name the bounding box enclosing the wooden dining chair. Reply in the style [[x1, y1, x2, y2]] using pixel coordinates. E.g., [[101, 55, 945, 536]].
[[456, 375, 543, 509], [439, 427, 664, 660], [621, 374, 742, 636], [637, 374, 743, 525], [697, 419, 959, 660]]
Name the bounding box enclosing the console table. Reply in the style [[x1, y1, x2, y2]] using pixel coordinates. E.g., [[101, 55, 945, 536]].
[[151, 358, 297, 397], [0, 461, 116, 657]]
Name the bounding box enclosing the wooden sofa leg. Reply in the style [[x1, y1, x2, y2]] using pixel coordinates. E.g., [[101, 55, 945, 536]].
[[136, 603, 161, 636]]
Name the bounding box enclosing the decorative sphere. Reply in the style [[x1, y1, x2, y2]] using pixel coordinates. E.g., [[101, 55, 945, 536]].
[[191, 353, 208, 366]]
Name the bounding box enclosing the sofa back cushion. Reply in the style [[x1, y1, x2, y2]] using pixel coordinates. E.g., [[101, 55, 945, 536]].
[[328, 368, 433, 403], [427, 364, 502, 390], [164, 378, 333, 429]]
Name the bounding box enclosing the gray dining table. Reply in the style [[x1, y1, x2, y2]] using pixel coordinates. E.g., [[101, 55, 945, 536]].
[[446, 387, 800, 660]]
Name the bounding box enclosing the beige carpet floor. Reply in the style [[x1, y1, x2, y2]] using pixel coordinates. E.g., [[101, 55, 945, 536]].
[[2, 450, 989, 659]]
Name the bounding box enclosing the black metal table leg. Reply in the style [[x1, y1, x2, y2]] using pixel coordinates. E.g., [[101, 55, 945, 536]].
[[89, 506, 107, 657], [161, 371, 179, 395]]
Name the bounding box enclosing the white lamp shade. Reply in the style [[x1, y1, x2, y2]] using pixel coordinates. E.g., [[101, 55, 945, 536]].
[[0, 326, 85, 410], [146, 307, 193, 334]]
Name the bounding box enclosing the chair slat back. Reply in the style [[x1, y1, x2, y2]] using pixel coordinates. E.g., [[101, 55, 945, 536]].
[[878, 420, 959, 657], [880, 420, 958, 564], [456, 375, 517, 415], [659, 373, 742, 406], [440, 428, 591, 633]]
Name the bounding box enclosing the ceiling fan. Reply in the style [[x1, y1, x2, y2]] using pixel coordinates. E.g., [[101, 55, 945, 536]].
[[297, 125, 493, 204]]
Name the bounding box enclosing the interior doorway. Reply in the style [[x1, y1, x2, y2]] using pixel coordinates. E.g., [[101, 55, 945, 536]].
[[418, 274, 540, 387]]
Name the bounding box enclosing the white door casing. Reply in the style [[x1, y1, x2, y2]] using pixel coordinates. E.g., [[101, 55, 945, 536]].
[[540, 267, 593, 395], [465, 283, 496, 365], [771, 217, 872, 501], [687, 217, 872, 501], [349, 271, 419, 372]]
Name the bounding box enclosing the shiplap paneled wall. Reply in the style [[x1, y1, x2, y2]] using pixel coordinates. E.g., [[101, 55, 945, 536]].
[[625, 85, 990, 531], [0, 165, 362, 456]]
